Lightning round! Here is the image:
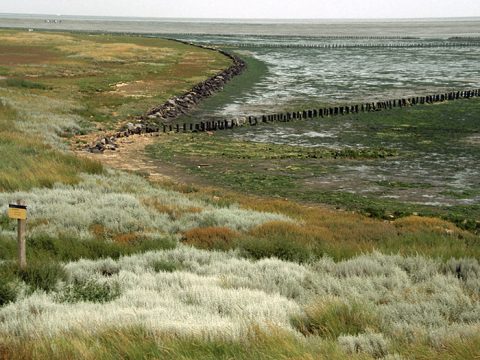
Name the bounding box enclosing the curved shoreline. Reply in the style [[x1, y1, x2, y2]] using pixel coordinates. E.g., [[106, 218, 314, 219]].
[[88, 39, 480, 152], [88, 41, 246, 152], [142, 39, 247, 124]]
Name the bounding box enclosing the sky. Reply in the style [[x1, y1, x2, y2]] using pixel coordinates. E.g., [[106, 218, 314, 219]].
[[1, 0, 479, 19]]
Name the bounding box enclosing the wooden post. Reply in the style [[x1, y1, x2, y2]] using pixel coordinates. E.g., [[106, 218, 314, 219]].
[[17, 200, 26, 270]]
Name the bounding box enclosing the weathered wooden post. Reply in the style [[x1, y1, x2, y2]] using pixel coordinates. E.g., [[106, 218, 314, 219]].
[[8, 201, 27, 270]]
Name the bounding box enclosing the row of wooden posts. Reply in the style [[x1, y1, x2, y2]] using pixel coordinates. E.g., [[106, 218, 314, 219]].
[[171, 34, 479, 41], [161, 89, 480, 134], [233, 42, 480, 49]]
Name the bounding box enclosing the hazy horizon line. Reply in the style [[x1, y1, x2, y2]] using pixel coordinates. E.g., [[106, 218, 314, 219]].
[[1, 12, 479, 22]]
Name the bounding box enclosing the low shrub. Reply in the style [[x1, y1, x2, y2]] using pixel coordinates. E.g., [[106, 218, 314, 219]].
[[0, 276, 17, 306], [238, 235, 312, 263], [17, 261, 66, 292], [182, 226, 239, 251], [248, 221, 312, 240], [150, 259, 181, 273], [57, 279, 121, 303], [24, 234, 176, 262], [236, 221, 313, 262], [113, 232, 147, 244]]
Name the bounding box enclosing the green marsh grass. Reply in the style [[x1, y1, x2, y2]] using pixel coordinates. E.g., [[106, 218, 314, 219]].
[[0, 29, 231, 191], [0, 101, 103, 191], [291, 299, 381, 338], [0, 326, 363, 360], [2, 78, 51, 90]]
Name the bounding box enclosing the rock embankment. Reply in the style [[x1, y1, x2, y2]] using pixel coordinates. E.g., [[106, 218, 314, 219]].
[[143, 49, 245, 125], [87, 45, 246, 153]]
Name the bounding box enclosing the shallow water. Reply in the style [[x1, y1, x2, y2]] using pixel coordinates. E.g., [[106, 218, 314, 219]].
[[177, 37, 480, 117]]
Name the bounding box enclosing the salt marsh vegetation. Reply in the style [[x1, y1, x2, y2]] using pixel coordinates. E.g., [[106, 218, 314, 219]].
[[1, 27, 480, 359], [1, 248, 479, 359], [0, 170, 290, 239]]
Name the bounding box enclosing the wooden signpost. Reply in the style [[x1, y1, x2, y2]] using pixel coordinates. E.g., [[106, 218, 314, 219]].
[[7, 201, 27, 270]]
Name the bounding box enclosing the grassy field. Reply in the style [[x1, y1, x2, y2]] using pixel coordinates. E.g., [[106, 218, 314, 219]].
[[0, 29, 230, 192], [0, 30, 480, 359]]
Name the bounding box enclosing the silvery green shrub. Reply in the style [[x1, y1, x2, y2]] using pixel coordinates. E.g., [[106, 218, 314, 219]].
[[0, 170, 290, 239], [0, 249, 478, 343]]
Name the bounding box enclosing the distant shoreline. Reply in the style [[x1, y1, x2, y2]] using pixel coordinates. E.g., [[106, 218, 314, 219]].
[[1, 15, 479, 38], [1, 13, 479, 23]]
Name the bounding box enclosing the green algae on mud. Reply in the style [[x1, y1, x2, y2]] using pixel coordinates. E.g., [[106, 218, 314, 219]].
[[146, 98, 480, 233]]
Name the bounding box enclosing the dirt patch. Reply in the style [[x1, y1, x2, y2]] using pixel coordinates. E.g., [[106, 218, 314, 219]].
[[108, 79, 180, 98], [75, 133, 197, 184]]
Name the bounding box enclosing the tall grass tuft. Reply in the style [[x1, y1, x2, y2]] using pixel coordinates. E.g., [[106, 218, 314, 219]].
[[338, 332, 389, 358], [291, 298, 381, 338], [0, 325, 361, 360]]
